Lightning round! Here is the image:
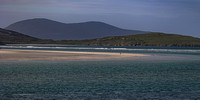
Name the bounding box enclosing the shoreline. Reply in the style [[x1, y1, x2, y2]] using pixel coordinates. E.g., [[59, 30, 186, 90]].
[[5, 44, 73, 46], [3, 44, 200, 48], [0, 49, 149, 61]]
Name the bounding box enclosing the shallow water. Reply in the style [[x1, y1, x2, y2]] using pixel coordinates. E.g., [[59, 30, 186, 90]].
[[0, 45, 200, 99], [1, 45, 200, 55]]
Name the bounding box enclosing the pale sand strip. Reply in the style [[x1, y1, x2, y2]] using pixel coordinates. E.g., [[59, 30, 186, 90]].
[[0, 49, 149, 61]]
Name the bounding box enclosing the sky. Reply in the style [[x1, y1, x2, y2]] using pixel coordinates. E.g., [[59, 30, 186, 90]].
[[0, 0, 200, 37]]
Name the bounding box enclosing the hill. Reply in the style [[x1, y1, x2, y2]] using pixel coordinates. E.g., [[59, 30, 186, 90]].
[[0, 41, 4, 45], [1, 28, 199, 47], [6, 18, 147, 40], [58, 33, 200, 47], [0, 28, 41, 44]]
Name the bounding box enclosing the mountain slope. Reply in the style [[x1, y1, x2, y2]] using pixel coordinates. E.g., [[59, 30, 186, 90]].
[[0, 28, 40, 44], [58, 33, 200, 47], [6, 18, 147, 40]]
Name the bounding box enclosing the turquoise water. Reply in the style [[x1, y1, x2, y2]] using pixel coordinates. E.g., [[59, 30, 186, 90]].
[[1, 45, 200, 55], [0, 45, 200, 99]]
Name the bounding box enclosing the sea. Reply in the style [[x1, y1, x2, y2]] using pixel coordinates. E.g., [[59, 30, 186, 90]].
[[0, 45, 200, 100]]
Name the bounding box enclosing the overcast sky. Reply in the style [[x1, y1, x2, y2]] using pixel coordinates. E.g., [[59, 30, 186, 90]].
[[0, 0, 200, 37]]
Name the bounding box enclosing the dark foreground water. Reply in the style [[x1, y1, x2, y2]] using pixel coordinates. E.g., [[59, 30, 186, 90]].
[[0, 60, 200, 100], [0, 45, 200, 100]]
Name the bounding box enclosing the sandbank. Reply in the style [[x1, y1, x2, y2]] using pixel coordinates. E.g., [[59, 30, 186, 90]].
[[0, 49, 149, 61]]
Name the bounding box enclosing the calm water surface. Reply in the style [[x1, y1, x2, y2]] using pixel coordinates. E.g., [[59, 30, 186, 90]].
[[0, 45, 200, 100]]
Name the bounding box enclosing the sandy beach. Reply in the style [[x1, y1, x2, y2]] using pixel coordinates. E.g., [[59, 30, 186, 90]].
[[0, 49, 148, 61]]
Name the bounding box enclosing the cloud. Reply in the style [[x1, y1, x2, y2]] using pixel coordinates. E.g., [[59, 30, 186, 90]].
[[0, 0, 200, 37], [0, 0, 107, 13], [0, 0, 57, 5], [1, 0, 198, 18], [0, 0, 200, 23]]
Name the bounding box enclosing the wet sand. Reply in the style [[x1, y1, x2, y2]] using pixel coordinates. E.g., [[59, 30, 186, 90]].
[[0, 49, 149, 61]]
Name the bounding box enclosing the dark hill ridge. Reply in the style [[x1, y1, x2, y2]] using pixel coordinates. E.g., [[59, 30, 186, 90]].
[[6, 18, 147, 40], [0, 28, 40, 44], [58, 33, 200, 47], [0, 28, 200, 47]]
